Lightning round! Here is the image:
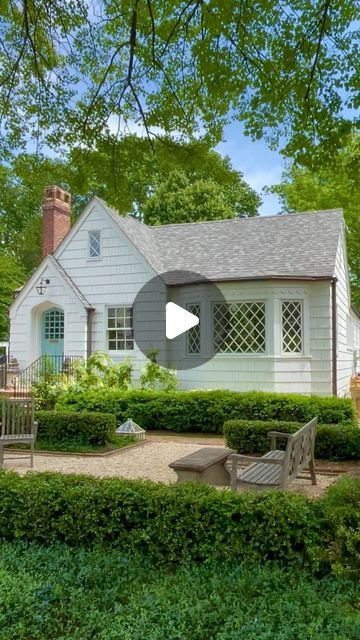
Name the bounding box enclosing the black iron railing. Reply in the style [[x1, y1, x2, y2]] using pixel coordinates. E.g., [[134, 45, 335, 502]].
[[0, 354, 6, 389], [12, 355, 82, 398]]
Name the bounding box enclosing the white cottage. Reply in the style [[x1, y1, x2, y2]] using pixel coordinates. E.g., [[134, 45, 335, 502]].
[[9, 186, 360, 397]]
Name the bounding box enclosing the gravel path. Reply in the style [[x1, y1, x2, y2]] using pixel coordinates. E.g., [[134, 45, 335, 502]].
[[3, 441, 341, 497]]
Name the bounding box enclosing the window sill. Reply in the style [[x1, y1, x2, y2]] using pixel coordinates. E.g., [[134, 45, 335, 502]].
[[86, 257, 103, 262]]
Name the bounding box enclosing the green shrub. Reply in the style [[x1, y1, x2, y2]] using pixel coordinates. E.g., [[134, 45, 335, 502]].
[[36, 411, 116, 446], [322, 476, 360, 576], [55, 389, 356, 433], [224, 419, 360, 460], [0, 471, 323, 569]]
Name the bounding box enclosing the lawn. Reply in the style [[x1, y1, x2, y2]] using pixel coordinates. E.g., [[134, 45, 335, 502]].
[[0, 542, 359, 640]]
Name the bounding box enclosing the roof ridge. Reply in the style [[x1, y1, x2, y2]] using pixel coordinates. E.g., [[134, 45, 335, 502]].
[[148, 208, 343, 229]]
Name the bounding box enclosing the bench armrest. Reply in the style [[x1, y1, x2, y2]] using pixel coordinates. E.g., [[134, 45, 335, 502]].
[[267, 430, 292, 448]]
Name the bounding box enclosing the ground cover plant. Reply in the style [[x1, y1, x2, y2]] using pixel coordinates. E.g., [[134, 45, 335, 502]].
[[0, 541, 360, 640], [55, 388, 356, 433]]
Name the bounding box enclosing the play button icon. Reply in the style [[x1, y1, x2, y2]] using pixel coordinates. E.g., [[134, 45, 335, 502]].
[[165, 302, 199, 339], [133, 269, 226, 370]]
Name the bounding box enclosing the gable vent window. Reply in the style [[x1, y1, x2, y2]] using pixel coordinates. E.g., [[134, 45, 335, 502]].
[[186, 303, 201, 354], [107, 307, 134, 351], [214, 302, 266, 353], [89, 230, 101, 258], [282, 300, 303, 353]]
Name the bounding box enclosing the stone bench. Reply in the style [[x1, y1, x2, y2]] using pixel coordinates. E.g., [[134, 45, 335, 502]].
[[169, 447, 234, 485]]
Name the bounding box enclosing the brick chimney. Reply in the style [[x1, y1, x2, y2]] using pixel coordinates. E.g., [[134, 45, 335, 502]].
[[42, 185, 71, 257]]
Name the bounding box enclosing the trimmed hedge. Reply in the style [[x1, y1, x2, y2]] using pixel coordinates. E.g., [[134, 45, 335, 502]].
[[0, 470, 323, 569], [224, 419, 360, 461], [55, 389, 356, 433], [36, 411, 116, 446]]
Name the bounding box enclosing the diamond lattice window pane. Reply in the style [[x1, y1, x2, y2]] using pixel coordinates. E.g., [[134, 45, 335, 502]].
[[282, 301, 302, 353], [186, 304, 201, 354], [89, 230, 101, 257], [214, 302, 266, 353]]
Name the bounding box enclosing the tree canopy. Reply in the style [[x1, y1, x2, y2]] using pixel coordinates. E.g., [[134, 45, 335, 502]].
[[0, 1, 358, 162], [0, 254, 24, 340], [271, 135, 360, 306], [0, 137, 260, 273]]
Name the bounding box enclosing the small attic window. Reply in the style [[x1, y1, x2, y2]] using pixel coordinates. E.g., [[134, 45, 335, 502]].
[[88, 230, 101, 258]]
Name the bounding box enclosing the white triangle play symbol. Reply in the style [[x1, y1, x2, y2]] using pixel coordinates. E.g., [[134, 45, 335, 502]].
[[166, 302, 199, 340]]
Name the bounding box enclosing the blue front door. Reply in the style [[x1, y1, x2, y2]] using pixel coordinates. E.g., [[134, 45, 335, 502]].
[[41, 308, 64, 357]]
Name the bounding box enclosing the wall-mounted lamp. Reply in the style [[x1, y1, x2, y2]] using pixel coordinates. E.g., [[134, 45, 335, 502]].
[[36, 278, 50, 296]]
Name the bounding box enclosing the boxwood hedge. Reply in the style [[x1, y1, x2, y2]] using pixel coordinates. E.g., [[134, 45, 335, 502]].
[[0, 470, 324, 569], [223, 419, 360, 460], [55, 389, 356, 433], [36, 411, 116, 446]]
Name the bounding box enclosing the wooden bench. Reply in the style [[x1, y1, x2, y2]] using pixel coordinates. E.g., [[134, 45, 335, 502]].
[[169, 447, 234, 485], [227, 418, 317, 491]]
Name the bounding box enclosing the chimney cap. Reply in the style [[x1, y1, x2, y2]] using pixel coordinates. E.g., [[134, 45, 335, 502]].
[[43, 185, 71, 206]]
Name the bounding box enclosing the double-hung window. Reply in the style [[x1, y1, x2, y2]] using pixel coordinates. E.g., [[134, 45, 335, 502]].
[[107, 307, 134, 351], [213, 302, 266, 353]]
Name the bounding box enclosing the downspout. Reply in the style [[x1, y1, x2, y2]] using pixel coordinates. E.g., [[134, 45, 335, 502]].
[[331, 278, 337, 396], [87, 308, 95, 359]]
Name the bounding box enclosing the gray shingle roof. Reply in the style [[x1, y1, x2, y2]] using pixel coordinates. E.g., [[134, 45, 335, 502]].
[[98, 198, 343, 285]]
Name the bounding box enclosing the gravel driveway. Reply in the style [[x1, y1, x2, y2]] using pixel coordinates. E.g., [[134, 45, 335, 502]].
[[2, 440, 341, 497]]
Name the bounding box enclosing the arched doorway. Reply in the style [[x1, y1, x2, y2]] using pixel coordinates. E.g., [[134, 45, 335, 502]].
[[41, 307, 64, 357]]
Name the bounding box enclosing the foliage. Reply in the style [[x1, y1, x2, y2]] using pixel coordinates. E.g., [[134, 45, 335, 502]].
[[36, 411, 116, 447], [270, 135, 360, 306], [0, 470, 323, 570], [32, 352, 134, 409], [223, 419, 360, 461], [1, 542, 360, 640], [56, 388, 356, 433], [0, 254, 24, 340], [69, 351, 133, 391], [142, 169, 259, 224], [0, 1, 358, 161], [140, 349, 178, 392], [70, 136, 261, 219], [322, 476, 360, 577], [0, 141, 259, 289]]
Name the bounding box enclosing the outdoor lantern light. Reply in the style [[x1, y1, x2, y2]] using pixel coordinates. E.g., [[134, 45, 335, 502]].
[[36, 278, 50, 296]]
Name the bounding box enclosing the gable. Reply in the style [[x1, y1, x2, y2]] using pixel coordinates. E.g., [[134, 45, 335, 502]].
[[55, 198, 158, 281], [9, 256, 90, 319]]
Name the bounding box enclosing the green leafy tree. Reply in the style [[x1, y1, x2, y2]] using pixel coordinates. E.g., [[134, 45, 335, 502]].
[[0, 1, 358, 162], [68, 136, 261, 219], [0, 254, 24, 340], [0, 140, 259, 280], [271, 136, 360, 305], [144, 171, 237, 224]]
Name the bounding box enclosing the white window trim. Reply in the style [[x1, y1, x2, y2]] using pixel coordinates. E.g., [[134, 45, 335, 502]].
[[212, 300, 268, 356], [88, 229, 102, 260], [281, 299, 304, 356], [105, 305, 134, 352]]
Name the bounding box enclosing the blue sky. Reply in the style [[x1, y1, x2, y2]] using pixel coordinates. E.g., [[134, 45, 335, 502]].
[[216, 122, 284, 216]]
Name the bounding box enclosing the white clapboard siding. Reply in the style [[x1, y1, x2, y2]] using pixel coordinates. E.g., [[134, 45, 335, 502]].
[[9, 263, 87, 371], [334, 231, 360, 396], [56, 202, 157, 374], [170, 280, 332, 395]]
